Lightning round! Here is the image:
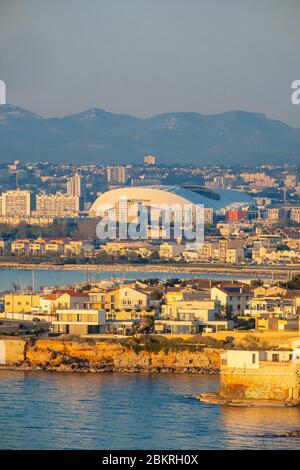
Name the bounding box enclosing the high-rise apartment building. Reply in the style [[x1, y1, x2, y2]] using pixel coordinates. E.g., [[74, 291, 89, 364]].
[[240, 172, 276, 189], [1, 190, 32, 217], [34, 192, 80, 217], [67, 173, 82, 197], [107, 166, 127, 184], [284, 174, 297, 189]]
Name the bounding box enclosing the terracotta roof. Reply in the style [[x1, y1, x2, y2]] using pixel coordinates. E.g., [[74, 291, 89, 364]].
[[51, 289, 88, 297], [41, 293, 60, 300]]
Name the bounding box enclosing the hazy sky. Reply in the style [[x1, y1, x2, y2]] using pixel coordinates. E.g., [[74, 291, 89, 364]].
[[1, 0, 300, 126]]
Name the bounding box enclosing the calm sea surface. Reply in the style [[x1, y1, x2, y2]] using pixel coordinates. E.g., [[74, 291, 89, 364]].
[[0, 371, 299, 450], [0, 267, 280, 291]]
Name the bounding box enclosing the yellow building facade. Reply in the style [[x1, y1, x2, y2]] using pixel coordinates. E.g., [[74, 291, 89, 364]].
[[4, 294, 40, 314]]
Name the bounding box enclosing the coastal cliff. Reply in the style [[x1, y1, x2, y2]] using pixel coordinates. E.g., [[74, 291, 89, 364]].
[[0, 337, 220, 373]]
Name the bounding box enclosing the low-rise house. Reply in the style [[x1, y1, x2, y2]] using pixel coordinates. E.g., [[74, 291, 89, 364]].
[[11, 239, 32, 255], [164, 288, 184, 304], [155, 318, 233, 334], [10, 237, 67, 256], [38, 290, 90, 315], [218, 239, 245, 264], [159, 242, 185, 259], [219, 341, 300, 403], [64, 240, 94, 256], [105, 286, 151, 310], [161, 299, 220, 322], [102, 241, 156, 259], [159, 298, 233, 334], [211, 284, 253, 316], [255, 316, 299, 331], [106, 308, 155, 335], [44, 239, 65, 254], [88, 291, 107, 310], [52, 308, 106, 335], [244, 288, 300, 319], [4, 293, 40, 314]]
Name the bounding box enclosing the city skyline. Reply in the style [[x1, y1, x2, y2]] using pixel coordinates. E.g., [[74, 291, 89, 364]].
[[0, 0, 300, 127]]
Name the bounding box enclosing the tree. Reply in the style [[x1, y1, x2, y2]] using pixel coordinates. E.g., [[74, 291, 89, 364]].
[[221, 304, 234, 320], [287, 274, 300, 290]]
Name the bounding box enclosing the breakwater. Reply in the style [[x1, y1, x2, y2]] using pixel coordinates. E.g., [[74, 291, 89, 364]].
[[0, 261, 295, 280]]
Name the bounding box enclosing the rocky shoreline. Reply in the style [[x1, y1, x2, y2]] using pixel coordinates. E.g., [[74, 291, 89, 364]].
[[0, 337, 221, 374], [195, 392, 300, 408], [0, 364, 218, 374]]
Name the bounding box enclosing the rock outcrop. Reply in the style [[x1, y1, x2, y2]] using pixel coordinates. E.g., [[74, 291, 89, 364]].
[[1, 337, 220, 373]]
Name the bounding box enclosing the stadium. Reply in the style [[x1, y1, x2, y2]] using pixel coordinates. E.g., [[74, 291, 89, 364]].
[[89, 185, 254, 224]]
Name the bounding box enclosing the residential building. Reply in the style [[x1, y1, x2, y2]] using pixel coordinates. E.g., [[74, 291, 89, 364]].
[[67, 173, 82, 197], [144, 155, 156, 165], [1, 190, 32, 217], [107, 166, 127, 184], [267, 207, 288, 223], [218, 239, 245, 264], [255, 316, 299, 332], [64, 240, 94, 256], [53, 309, 106, 335], [106, 308, 155, 335], [4, 294, 40, 314], [38, 290, 90, 315], [161, 299, 220, 322], [211, 285, 253, 316], [244, 287, 300, 319], [34, 192, 80, 217], [159, 243, 184, 259], [219, 342, 300, 403], [105, 286, 151, 310], [284, 174, 297, 189], [197, 241, 219, 261], [225, 209, 248, 223], [290, 207, 300, 224]]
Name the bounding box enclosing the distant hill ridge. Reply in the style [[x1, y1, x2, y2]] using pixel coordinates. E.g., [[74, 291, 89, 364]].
[[0, 104, 299, 165]]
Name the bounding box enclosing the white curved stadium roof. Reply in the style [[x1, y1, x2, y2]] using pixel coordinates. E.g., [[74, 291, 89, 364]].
[[89, 185, 254, 215]]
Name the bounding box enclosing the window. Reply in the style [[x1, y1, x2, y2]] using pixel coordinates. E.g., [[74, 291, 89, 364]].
[[252, 353, 256, 364], [272, 354, 279, 362]]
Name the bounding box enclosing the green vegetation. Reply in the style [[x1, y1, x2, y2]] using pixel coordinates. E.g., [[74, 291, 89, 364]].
[[235, 334, 271, 351], [286, 274, 300, 290], [120, 335, 203, 354], [0, 220, 78, 240]]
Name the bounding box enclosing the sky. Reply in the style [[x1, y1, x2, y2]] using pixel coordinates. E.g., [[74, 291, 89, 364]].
[[0, 0, 300, 126]]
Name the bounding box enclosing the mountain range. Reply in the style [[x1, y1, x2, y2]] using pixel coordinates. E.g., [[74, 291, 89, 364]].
[[0, 104, 299, 165]]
